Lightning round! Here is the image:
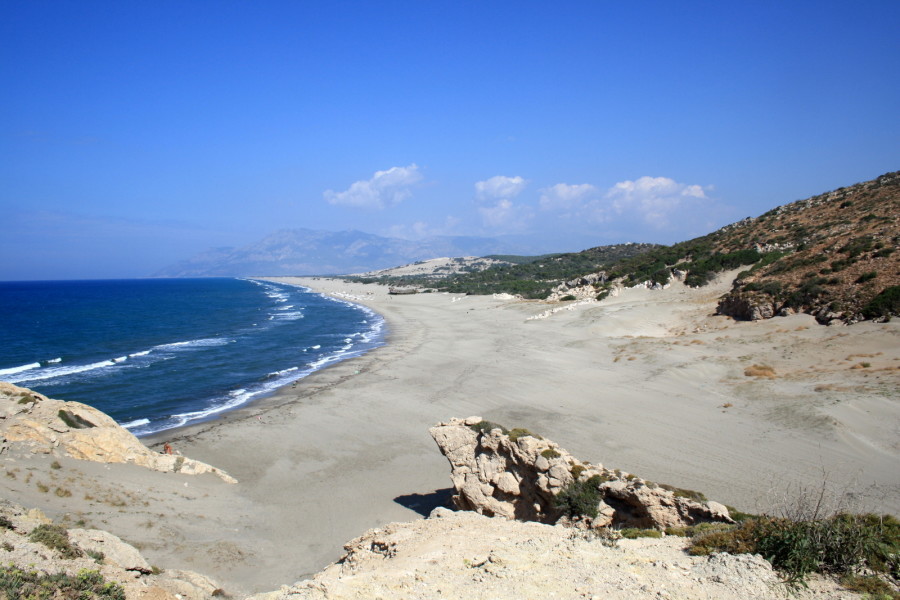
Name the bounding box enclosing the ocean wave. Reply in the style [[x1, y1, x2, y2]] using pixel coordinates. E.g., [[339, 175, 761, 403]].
[[121, 418, 150, 429], [153, 337, 232, 351], [129, 350, 151, 358], [0, 362, 41, 376], [268, 366, 298, 378], [46, 357, 62, 364], [270, 311, 304, 320], [5, 358, 121, 384]]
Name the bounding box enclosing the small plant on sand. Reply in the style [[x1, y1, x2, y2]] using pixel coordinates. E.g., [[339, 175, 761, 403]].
[[540, 448, 561, 459], [29, 524, 82, 559], [560, 294, 576, 301], [554, 475, 604, 519], [619, 528, 663, 539], [50, 460, 62, 470], [0, 516, 13, 530], [744, 364, 776, 378]]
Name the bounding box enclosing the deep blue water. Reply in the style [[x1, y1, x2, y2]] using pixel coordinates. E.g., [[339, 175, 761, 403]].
[[0, 278, 383, 436]]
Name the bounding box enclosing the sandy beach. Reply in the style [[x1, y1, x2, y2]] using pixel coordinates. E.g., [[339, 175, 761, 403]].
[[4, 275, 898, 596]]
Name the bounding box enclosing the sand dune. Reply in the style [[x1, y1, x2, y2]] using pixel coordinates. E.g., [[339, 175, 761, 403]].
[[4, 275, 897, 596]]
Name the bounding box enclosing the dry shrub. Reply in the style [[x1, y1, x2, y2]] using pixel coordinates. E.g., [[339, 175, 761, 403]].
[[744, 364, 777, 378]]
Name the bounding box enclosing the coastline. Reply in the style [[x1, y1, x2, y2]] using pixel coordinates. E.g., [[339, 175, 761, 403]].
[[6, 275, 898, 596]]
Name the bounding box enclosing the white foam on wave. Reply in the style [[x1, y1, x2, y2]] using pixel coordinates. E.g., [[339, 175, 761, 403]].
[[270, 311, 304, 321], [46, 357, 62, 364], [5, 358, 119, 384], [268, 366, 298, 378], [0, 362, 41, 377], [154, 337, 231, 351], [129, 350, 151, 358], [121, 418, 150, 429]]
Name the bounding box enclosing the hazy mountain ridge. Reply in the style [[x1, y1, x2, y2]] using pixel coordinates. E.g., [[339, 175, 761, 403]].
[[152, 229, 532, 277]]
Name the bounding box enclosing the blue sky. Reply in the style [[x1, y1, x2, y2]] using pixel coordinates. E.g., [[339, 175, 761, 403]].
[[2, 1, 898, 280]]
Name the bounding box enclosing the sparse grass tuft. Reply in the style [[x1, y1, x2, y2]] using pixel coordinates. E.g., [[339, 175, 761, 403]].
[[658, 483, 707, 503], [0, 566, 125, 600], [744, 364, 776, 378], [28, 524, 83, 559], [540, 448, 561, 459], [467, 420, 508, 435], [50, 461, 62, 470], [839, 574, 899, 599], [690, 513, 900, 585], [508, 427, 539, 442], [619, 528, 663, 539], [0, 516, 13, 530]]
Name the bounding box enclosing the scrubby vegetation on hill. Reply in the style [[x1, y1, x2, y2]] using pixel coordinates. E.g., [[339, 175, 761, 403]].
[[346, 171, 899, 322], [348, 243, 660, 298], [713, 171, 899, 323]]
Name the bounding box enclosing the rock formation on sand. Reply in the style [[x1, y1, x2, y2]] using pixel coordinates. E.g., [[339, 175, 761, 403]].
[[0, 382, 236, 483], [0, 498, 222, 600], [429, 416, 732, 529], [251, 508, 856, 600]]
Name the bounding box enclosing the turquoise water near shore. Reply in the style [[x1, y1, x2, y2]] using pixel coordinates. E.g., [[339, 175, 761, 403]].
[[0, 278, 383, 436]]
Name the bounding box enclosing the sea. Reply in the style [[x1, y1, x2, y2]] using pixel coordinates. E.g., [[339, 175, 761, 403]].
[[0, 278, 384, 437]]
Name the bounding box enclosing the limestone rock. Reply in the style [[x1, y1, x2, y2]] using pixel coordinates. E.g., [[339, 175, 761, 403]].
[[0, 499, 224, 600], [430, 417, 732, 530], [69, 528, 152, 572], [0, 382, 236, 483], [251, 509, 855, 600]]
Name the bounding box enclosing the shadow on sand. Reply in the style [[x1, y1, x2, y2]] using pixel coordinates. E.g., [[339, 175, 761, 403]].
[[394, 488, 455, 516]]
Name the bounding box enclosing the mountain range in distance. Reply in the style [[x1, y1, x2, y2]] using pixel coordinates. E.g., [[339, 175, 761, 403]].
[[152, 229, 553, 278]]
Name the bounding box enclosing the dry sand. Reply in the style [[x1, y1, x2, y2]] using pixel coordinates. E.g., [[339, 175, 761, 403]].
[[3, 274, 898, 596]]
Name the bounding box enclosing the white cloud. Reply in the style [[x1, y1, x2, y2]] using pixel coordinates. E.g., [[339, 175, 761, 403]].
[[605, 176, 709, 229], [539, 183, 599, 212], [385, 216, 461, 240], [324, 164, 423, 209], [473, 175, 531, 231], [475, 175, 527, 201]]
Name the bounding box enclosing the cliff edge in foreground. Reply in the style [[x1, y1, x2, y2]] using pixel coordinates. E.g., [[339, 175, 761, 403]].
[[0, 382, 236, 483]]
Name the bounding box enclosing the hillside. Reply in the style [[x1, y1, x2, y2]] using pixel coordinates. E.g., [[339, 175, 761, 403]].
[[347, 243, 661, 299], [604, 171, 898, 324]]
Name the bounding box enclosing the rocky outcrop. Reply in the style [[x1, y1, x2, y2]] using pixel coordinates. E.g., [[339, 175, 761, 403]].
[[251, 508, 855, 600], [0, 382, 236, 483], [430, 417, 732, 530], [0, 498, 222, 600], [716, 291, 778, 321], [547, 271, 609, 301]]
